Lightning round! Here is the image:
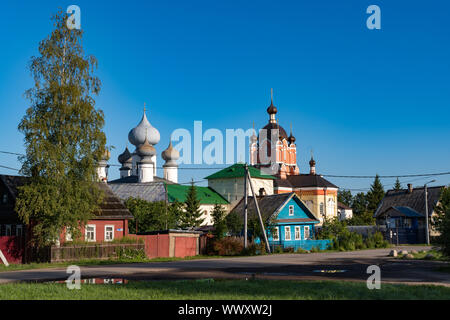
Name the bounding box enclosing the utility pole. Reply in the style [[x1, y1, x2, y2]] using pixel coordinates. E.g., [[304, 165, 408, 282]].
[[244, 164, 248, 248], [246, 166, 271, 253], [424, 180, 436, 245]]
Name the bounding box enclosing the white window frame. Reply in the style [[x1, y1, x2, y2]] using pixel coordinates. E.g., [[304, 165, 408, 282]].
[[85, 224, 96, 242], [304, 226, 310, 240], [295, 226, 301, 240], [273, 227, 279, 241], [289, 205, 294, 216], [65, 227, 73, 242], [285, 226, 291, 241], [16, 225, 23, 237], [104, 225, 114, 242]]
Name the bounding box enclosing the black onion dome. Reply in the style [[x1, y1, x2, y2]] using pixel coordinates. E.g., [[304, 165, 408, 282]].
[[288, 133, 296, 144], [118, 147, 132, 164], [266, 100, 277, 115], [309, 156, 316, 167]]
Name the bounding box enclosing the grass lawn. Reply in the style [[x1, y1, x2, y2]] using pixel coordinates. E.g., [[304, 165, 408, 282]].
[[398, 250, 449, 261], [0, 279, 449, 300]]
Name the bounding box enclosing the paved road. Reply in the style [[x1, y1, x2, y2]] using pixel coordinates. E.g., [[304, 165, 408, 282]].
[[1, 246, 449, 286]]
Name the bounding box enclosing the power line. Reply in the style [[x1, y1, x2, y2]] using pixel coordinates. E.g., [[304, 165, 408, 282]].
[[0, 165, 20, 172], [1, 149, 449, 179]]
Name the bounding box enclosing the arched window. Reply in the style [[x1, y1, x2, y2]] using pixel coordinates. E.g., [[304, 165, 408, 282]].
[[327, 198, 335, 215], [319, 202, 324, 216]]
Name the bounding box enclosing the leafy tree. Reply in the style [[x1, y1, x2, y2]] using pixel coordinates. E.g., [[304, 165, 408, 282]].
[[125, 198, 180, 233], [225, 211, 243, 235], [394, 178, 402, 191], [366, 174, 385, 213], [179, 180, 204, 228], [211, 203, 227, 240], [433, 187, 450, 256], [15, 10, 106, 245], [352, 192, 368, 216], [348, 192, 375, 226], [338, 189, 352, 207]]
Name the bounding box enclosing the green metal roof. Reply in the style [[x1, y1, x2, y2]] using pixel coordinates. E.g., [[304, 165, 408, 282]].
[[165, 184, 229, 204], [204, 163, 276, 180]]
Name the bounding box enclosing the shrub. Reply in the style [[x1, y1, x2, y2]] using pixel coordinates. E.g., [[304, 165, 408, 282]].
[[283, 247, 295, 253], [117, 247, 147, 260], [212, 237, 244, 256], [273, 246, 284, 254], [310, 245, 321, 253], [295, 247, 307, 254]]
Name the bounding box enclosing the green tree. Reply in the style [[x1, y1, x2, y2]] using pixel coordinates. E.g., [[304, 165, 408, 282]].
[[352, 192, 368, 216], [211, 203, 227, 240], [394, 178, 402, 191], [338, 189, 352, 207], [125, 198, 181, 233], [433, 187, 450, 256], [15, 10, 106, 245], [179, 180, 204, 228], [225, 211, 243, 235], [366, 174, 385, 213]]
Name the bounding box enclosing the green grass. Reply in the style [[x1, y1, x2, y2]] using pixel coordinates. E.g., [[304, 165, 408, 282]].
[[1, 279, 449, 300], [397, 250, 449, 261]]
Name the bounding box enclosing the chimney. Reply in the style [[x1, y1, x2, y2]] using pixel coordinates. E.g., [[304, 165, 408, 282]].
[[407, 184, 413, 193]]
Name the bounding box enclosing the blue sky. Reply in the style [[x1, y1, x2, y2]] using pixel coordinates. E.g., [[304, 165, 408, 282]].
[[0, 0, 449, 193]]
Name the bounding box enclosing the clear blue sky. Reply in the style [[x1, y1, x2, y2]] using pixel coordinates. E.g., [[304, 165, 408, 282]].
[[0, 0, 449, 193]]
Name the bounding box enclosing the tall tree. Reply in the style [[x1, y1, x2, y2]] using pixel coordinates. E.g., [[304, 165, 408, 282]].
[[211, 203, 227, 240], [338, 189, 352, 207], [15, 10, 106, 245], [225, 211, 243, 236], [366, 174, 385, 213], [394, 178, 402, 191], [352, 192, 368, 216], [179, 180, 204, 228], [433, 187, 450, 256]]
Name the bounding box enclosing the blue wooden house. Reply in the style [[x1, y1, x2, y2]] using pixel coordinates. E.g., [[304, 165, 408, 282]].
[[229, 192, 331, 251]]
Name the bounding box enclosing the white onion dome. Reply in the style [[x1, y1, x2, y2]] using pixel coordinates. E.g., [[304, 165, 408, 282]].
[[162, 141, 180, 166], [118, 147, 132, 164], [137, 137, 156, 159], [128, 110, 160, 146]]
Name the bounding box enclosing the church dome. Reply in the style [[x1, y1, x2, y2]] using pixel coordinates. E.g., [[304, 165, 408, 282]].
[[309, 156, 316, 167], [266, 100, 277, 115], [288, 132, 296, 144], [128, 110, 160, 146], [162, 141, 180, 162], [118, 147, 132, 164], [137, 137, 156, 158], [260, 122, 288, 141]]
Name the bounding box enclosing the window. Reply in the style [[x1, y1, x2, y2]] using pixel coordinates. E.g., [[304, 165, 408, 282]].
[[273, 227, 279, 241], [289, 205, 294, 216], [320, 203, 324, 216], [304, 226, 310, 240], [1, 194, 7, 204], [305, 200, 313, 210], [85, 225, 96, 242], [65, 227, 73, 242], [105, 225, 114, 242], [16, 225, 23, 237], [295, 226, 301, 240], [285, 226, 291, 241]]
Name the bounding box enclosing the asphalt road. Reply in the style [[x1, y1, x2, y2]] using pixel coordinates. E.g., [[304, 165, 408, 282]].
[[1, 246, 449, 286]]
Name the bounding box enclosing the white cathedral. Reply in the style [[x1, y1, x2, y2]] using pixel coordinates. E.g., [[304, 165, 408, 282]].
[[97, 107, 180, 184]]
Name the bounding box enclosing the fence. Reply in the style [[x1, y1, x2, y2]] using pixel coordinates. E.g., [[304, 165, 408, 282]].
[[50, 243, 145, 262]]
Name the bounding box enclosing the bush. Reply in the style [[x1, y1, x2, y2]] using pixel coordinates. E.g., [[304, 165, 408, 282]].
[[310, 245, 321, 253], [212, 237, 244, 256], [273, 246, 284, 254], [241, 243, 267, 256], [117, 247, 147, 260], [295, 247, 307, 254], [283, 247, 295, 253]]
